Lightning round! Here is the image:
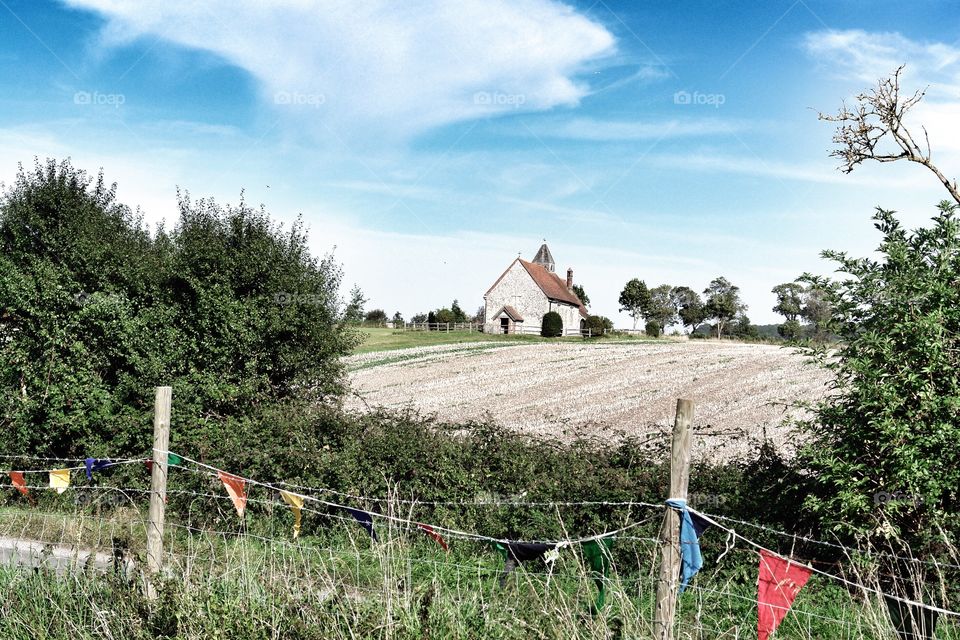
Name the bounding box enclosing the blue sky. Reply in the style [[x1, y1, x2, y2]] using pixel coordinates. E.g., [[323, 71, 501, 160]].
[[1, 1, 959, 325]]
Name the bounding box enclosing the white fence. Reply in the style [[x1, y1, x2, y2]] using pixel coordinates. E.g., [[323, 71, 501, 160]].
[[396, 322, 482, 332]]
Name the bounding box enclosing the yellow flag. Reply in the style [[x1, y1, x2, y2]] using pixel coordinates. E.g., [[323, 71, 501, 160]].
[[280, 490, 304, 539], [49, 469, 70, 494]]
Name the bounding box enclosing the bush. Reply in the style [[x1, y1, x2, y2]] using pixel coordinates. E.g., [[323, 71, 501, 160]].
[[584, 315, 613, 337], [644, 320, 661, 337], [0, 159, 359, 459], [541, 311, 562, 337], [364, 309, 387, 326]]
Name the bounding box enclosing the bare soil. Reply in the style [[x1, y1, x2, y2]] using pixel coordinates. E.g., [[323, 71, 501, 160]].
[[345, 340, 832, 461]]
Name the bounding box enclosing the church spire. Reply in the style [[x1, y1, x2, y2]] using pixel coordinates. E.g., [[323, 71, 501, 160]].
[[532, 241, 555, 272]]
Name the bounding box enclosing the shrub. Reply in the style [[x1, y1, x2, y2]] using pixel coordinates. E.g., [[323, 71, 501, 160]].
[[541, 311, 562, 337], [584, 315, 613, 337], [364, 309, 387, 326], [644, 320, 661, 337]]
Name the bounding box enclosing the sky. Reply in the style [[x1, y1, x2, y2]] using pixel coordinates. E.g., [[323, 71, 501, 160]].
[[1, 1, 959, 326]]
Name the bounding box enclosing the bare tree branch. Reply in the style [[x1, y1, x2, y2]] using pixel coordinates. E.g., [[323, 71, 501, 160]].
[[818, 65, 960, 205]]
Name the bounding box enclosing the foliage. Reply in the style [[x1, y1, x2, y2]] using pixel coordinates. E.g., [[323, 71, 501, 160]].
[[364, 309, 388, 326], [618, 278, 650, 330], [344, 285, 367, 324], [646, 284, 678, 330], [412, 312, 428, 323], [672, 286, 706, 334], [778, 319, 803, 340], [584, 315, 613, 337], [450, 299, 467, 323], [0, 159, 359, 459], [434, 308, 455, 324], [541, 311, 563, 337], [644, 320, 661, 338], [798, 203, 960, 593], [572, 284, 590, 307], [703, 277, 745, 338], [392, 311, 403, 325], [728, 313, 758, 339], [772, 282, 804, 322]]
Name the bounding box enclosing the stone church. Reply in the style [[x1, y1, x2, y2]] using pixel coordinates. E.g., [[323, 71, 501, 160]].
[[483, 243, 587, 334]]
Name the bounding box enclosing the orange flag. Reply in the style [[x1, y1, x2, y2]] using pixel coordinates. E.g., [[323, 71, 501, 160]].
[[218, 471, 247, 517], [9, 471, 28, 497]]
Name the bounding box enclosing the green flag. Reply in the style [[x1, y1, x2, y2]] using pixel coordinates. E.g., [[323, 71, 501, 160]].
[[582, 537, 615, 610]]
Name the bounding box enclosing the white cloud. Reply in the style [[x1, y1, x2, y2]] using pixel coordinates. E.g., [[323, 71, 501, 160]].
[[523, 116, 751, 141], [63, 0, 615, 138]]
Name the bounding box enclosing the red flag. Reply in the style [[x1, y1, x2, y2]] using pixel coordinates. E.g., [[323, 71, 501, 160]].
[[418, 524, 449, 551], [758, 549, 812, 640], [9, 471, 28, 497], [218, 471, 247, 517]]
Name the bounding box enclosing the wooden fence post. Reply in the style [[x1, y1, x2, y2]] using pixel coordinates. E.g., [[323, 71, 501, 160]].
[[653, 398, 694, 640], [145, 385, 171, 599]]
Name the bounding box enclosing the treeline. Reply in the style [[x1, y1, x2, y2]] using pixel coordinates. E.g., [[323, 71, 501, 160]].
[[616, 277, 756, 339]]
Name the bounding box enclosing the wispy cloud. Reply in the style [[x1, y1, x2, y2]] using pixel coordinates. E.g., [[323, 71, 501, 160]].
[[522, 116, 752, 141], [63, 0, 616, 139]]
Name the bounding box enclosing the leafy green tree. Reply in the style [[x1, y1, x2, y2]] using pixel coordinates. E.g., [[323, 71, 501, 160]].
[[344, 284, 367, 324], [644, 320, 661, 338], [647, 284, 678, 330], [671, 286, 706, 334], [541, 311, 563, 337], [412, 312, 428, 323], [703, 277, 745, 338], [772, 282, 804, 322], [618, 278, 650, 330], [777, 319, 803, 340], [392, 311, 403, 326], [572, 284, 590, 307], [801, 285, 833, 342], [0, 159, 358, 458], [364, 309, 387, 326], [450, 299, 467, 323], [799, 203, 960, 615], [434, 308, 455, 324], [728, 313, 758, 339]]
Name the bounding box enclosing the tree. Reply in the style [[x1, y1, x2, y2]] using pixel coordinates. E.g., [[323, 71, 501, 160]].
[[450, 299, 467, 323], [364, 309, 387, 326], [800, 285, 832, 342], [572, 284, 590, 307], [728, 312, 758, 339], [671, 286, 706, 334], [819, 65, 959, 205], [541, 311, 563, 337], [618, 278, 651, 330], [344, 284, 367, 324], [703, 277, 745, 339], [472, 306, 485, 323], [411, 312, 428, 324], [771, 282, 804, 322], [0, 158, 359, 458], [434, 308, 455, 324], [426, 310, 437, 327], [647, 284, 678, 330], [392, 311, 403, 326], [777, 319, 803, 340], [798, 204, 960, 620]]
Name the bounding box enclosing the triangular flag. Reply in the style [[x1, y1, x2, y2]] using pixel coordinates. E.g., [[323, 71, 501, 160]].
[[666, 498, 711, 592], [493, 542, 552, 587], [758, 549, 812, 640], [218, 471, 247, 517], [9, 471, 28, 497], [49, 469, 70, 494], [280, 490, 304, 539], [417, 524, 449, 551], [84, 458, 113, 481], [345, 507, 376, 540], [145, 453, 182, 473], [582, 537, 615, 609]]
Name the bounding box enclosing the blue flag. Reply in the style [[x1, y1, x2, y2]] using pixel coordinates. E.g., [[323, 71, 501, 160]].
[[345, 507, 377, 540], [665, 498, 710, 592], [84, 458, 113, 481]]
